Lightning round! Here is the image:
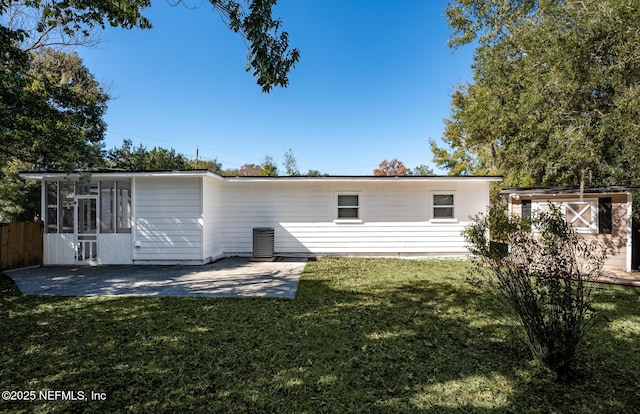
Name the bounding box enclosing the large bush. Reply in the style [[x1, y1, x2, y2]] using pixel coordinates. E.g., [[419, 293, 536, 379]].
[[464, 206, 605, 379]]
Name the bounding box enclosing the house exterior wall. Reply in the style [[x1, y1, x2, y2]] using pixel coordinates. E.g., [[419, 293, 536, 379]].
[[510, 193, 630, 271], [98, 234, 133, 264], [133, 176, 205, 264], [202, 177, 223, 262], [43, 234, 75, 265], [220, 180, 490, 257]]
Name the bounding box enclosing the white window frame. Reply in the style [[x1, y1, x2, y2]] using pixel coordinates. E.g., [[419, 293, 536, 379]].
[[335, 192, 363, 224], [430, 191, 457, 222], [532, 200, 598, 234]]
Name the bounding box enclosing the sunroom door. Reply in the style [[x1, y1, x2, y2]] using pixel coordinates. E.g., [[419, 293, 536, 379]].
[[75, 195, 98, 264]]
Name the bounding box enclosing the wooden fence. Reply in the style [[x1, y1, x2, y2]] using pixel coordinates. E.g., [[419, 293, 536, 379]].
[[0, 221, 43, 270]]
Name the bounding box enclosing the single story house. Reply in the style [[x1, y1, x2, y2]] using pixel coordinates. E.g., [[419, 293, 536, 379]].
[[501, 186, 636, 272], [20, 170, 501, 266]]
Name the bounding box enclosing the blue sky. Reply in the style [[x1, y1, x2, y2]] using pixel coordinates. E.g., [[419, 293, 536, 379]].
[[78, 0, 475, 175]]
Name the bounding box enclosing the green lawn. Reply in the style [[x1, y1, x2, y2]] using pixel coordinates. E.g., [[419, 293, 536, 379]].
[[1, 258, 638, 413]]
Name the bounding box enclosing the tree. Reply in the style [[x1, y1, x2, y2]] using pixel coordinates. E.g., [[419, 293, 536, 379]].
[[189, 158, 222, 173], [374, 159, 408, 176], [464, 206, 604, 380], [105, 139, 189, 170], [238, 163, 262, 176], [305, 169, 328, 177], [1, 48, 108, 170], [259, 155, 278, 176], [1, 0, 299, 92], [409, 164, 434, 176], [282, 148, 300, 176], [434, 0, 640, 189], [0, 46, 108, 220]]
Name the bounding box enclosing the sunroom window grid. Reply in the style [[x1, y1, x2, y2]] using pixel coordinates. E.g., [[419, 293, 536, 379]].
[[116, 180, 131, 233], [100, 181, 115, 233], [60, 182, 74, 233], [46, 182, 58, 233]]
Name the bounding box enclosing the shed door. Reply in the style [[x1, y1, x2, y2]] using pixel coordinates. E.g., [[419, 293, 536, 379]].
[[75, 195, 97, 263]]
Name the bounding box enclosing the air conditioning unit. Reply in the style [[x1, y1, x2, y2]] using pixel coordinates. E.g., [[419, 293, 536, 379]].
[[252, 227, 274, 261]]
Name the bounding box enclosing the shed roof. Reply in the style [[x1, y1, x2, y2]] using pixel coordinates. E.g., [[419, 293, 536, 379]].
[[500, 186, 636, 196]]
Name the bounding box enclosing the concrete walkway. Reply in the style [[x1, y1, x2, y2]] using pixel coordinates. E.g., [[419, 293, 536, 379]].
[[4, 258, 307, 298]]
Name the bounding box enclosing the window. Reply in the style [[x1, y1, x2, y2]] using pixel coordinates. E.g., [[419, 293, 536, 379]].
[[100, 181, 114, 233], [433, 194, 454, 219], [522, 200, 532, 230], [337, 194, 359, 219], [116, 180, 131, 233], [45, 182, 58, 233], [598, 197, 612, 234], [60, 182, 75, 233]]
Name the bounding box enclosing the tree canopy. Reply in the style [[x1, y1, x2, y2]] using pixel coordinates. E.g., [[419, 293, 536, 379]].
[[433, 0, 640, 189], [373, 159, 434, 176], [1, 1, 298, 91], [1, 0, 298, 220]]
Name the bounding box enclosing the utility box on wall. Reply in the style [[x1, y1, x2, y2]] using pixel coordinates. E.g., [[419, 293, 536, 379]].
[[252, 227, 274, 261]]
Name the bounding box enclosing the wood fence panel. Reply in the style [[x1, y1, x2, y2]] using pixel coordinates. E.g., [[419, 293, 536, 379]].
[[0, 221, 43, 270]]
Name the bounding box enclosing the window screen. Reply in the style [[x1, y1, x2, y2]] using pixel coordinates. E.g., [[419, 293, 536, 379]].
[[338, 195, 359, 219], [433, 194, 454, 218]]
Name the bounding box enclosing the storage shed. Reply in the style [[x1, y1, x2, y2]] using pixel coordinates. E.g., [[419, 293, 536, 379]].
[[501, 186, 635, 272]]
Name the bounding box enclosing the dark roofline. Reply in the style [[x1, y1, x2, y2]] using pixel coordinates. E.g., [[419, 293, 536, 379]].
[[500, 186, 637, 196], [20, 169, 503, 181]]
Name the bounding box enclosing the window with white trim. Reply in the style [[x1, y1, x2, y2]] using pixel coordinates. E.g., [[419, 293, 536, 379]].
[[337, 194, 359, 219], [432, 193, 454, 219]]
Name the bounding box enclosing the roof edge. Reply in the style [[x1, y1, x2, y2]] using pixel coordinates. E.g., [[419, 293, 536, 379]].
[[500, 186, 637, 196], [19, 170, 503, 182]]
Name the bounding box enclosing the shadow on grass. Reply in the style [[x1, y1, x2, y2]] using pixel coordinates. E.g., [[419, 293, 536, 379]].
[[1, 259, 639, 413]]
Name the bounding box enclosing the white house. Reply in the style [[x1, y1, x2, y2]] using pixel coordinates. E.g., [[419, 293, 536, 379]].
[[20, 171, 501, 265]]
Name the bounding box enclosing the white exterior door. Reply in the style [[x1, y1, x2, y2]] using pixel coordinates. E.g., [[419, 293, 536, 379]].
[[75, 195, 98, 264]]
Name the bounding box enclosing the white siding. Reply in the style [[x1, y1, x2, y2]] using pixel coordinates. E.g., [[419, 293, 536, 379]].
[[202, 177, 223, 261], [221, 180, 489, 257], [43, 233, 75, 265], [98, 233, 132, 264], [133, 177, 204, 263]]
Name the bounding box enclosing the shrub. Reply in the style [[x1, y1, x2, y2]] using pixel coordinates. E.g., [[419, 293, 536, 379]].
[[464, 205, 605, 379]]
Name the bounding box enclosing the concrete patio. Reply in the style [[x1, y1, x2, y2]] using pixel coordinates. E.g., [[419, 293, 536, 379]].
[[3, 258, 307, 298]]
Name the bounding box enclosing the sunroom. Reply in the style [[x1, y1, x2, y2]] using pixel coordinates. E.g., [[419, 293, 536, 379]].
[[42, 177, 132, 265]]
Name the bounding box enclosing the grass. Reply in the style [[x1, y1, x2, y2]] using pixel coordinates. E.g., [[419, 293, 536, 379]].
[[1, 257, 638, 413]]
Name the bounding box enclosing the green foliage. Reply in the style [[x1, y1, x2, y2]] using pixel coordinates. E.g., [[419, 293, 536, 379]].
[[0, 160, 40, 222], [282, 148, 299, 176], [189, 157, 222, 173], [221, 0, 300, 92], [0, 45, 107, 220], [1, 48, 107, 170], [436, 0, 640, 187], [2, 259, 639, 412], [464, 206, 605, 379], [259, 155, 278, 176], [409, 164, 434, 176], [105, 139, 189, 170], [2, 1, 298, 92], [304, 169, 327, 177]]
